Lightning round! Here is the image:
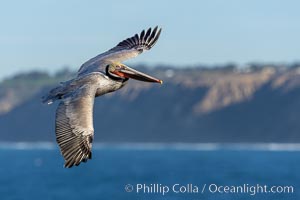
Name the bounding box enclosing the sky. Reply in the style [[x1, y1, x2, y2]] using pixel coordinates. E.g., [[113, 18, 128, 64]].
[[0, 0, 300, 80]]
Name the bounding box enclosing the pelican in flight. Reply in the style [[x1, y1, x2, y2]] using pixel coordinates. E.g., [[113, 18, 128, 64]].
[[42, 27, 162, 168]]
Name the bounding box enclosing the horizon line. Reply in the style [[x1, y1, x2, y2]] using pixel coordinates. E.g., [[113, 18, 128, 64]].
[[1, 142, 300, 151]]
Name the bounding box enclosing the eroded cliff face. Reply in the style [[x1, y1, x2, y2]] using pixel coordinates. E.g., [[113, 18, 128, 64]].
[[0, 71, 71, 115], [192, 68, 276, 114], [0, 85, 41, 115]]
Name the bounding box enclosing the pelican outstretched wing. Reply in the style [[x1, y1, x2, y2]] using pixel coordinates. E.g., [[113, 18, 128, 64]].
[[78, 26, 162, 75], [55, 75, 100, 168]]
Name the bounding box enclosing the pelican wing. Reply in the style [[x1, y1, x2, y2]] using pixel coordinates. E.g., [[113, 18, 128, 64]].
[[55, 78, 99, 168], [78, 26, 162, 75]]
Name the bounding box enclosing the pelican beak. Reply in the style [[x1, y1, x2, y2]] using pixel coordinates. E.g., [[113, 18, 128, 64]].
[[113, 65, 163, 84]]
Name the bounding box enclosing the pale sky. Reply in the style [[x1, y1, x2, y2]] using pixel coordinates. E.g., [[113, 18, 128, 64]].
[[0, 0, 300, 80]]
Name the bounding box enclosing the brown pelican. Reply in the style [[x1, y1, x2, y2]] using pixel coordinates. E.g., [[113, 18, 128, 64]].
[[42, 27, 162, 168]]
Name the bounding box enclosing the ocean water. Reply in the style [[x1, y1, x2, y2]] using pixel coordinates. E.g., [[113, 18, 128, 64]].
[[0, 143, 299, 200]]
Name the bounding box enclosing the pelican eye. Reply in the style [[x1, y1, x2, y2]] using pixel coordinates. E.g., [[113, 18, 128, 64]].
[[118, 65, 126, 70]]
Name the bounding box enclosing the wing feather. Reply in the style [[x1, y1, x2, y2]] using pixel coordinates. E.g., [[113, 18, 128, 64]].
[[78, 26, 162, 75], [133, 34, 139, 45], [144, 27, 152, 42], [139, 30, 145, 45], [55, 82, 97, 168]]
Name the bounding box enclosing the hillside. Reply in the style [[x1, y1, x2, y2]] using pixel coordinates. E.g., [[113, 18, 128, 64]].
[[1, 64, 300, 142]]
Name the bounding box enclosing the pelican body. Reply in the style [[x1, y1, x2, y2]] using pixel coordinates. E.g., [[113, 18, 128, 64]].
[[43, 27, 162, 168]]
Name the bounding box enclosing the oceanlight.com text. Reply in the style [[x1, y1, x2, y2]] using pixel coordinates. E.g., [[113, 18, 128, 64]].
[[207, 183, 294, 195]]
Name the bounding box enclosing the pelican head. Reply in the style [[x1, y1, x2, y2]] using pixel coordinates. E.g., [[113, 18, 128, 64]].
[[105, 63, 163, 84]]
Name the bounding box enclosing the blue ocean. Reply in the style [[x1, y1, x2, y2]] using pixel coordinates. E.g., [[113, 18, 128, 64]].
[[0, 143, 299, 200]]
